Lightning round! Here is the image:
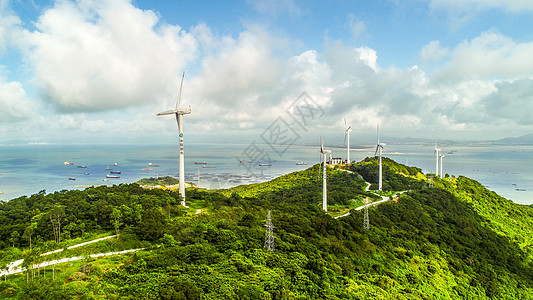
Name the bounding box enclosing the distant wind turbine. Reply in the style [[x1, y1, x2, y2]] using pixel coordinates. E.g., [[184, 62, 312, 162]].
[[157, 72, 191, 207], [320, 138, 332, 212], [344, 118, 352, 164], [375, 125, 385, 191], [434, 140, 441, 177]]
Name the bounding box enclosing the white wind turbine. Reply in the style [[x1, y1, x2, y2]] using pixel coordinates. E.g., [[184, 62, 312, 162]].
[[319, 138, 332, 212], [157, 72, 191, 207], [344, 118, 352, 164], [434, 140, 441, 177], [375, 125, 385, 191]]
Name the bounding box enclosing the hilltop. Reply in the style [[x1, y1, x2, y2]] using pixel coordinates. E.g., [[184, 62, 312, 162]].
[[1, 158, 532, 299]]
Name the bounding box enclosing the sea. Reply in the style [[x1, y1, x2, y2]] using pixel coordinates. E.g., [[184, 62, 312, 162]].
[[0, 142, 532, 205]]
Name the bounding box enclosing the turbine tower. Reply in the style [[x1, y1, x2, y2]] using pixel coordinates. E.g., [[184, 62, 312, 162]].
[[375, 125, 385, 191], [434, 140, 441, 177], [344, 118, 352, 164], [157, 72, 191, 207], [440, 154, 445, 178], [320, 138, 332, 212]]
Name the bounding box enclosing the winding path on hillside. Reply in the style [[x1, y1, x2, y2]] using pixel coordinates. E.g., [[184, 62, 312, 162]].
[[333, 167, 405, 219], [1, 235, 143, 276]]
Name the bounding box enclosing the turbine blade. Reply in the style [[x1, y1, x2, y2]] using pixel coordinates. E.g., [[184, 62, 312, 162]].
[[375, 145, 379, 156], [157, 110, 177, 116], [344, 118, 346, 129], [176, 72, 185, 109], [344, 132, 347, 146]]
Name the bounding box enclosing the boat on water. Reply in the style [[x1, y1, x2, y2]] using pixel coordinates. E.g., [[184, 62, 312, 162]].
[[296, 162, 307, 165], [106, 166, 111, 170], [142, 168, 153, 171], [110, 171, 121, 174], [202, 165, 216, 168], [106, 175, 120, 178], [195, 162, 207, 165], [114, 163, 119, 166], [77, 165, 87, 168], [239, 160, 251, 163], [69, 177, 76, 180], [148, 163, 160, 167], [259, 163, 272, 166], [84, 172, 90, 175], [64, 161, 74, 165]]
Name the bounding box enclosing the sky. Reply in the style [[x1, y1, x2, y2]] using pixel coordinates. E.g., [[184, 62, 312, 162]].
[[1, 0, 533, 145]]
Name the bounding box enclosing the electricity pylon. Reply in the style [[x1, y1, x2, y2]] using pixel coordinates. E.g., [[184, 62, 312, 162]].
[[264, 211, 275, 251]]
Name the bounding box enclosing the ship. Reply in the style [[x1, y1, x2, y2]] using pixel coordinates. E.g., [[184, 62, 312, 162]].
[[77, 165, 87, 168], [239, 160, 251, 163], [148, 163, 160, 167], [110, 171, 121, 174], [84, 172, 90, 175], [195, 162, 207, 165], [259, 163, 272, 166], [69, 177, 76, 180], [105, 166, 111, 170], [142, 168, 153, 171], [64, 161, 74, 165], [114, 163, 119, 166], [202, 165, 216, 168], [106, 175, 120, 178], [296, 162, 307, 165]]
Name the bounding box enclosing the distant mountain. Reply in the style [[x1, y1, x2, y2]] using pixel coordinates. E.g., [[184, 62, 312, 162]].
[[489, 133, 533, 145]]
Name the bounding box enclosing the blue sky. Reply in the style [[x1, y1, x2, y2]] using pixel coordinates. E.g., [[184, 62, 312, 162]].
[[1, 0, 533, 145]]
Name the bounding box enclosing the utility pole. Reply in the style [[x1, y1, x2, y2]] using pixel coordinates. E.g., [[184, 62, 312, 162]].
[[264, 211, 275, 251]]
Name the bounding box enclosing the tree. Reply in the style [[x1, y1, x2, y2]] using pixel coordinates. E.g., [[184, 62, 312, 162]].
[[48, 206, 65, 243], [23, 223, 37, 250], [10, 231, 19, 248], [110, 208, 123, 237]]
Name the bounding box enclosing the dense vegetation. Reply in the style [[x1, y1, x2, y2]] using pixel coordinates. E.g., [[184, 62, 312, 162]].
[[1, 158, 532, 299]]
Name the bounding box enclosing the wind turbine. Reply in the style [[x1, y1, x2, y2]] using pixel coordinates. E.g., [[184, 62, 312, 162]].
[[434, 140, 441, 177], [344, 118, 352, 164], [375, 125, 385, 191], [157, 72, 191, 207], [319, 138, 332, 212]]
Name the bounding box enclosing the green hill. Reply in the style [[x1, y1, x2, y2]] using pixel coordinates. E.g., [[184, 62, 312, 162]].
[[1, 158, 532, 299]]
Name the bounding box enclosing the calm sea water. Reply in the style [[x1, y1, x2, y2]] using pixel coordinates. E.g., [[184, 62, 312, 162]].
[[0, 143, 531, 205]]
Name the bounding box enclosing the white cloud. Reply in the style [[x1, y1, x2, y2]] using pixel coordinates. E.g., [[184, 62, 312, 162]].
[[0, 1, 21, 53], [434, 31, 533, 82], [0, 73, 32, 122], [420, 41, 450, 64], [25, 0, 198, 112]]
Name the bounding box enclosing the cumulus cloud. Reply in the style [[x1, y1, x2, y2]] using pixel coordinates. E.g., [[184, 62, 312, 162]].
[[0, 0, 21, 53], [0, 73, 32, 122], [434, 31, 533, 82], [420, 41, 450, 64], [25, 0, 198, 112], [484, 79, 533, 125]]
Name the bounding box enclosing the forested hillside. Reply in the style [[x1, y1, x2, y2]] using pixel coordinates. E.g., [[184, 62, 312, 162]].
[[1, 158, 532, 299]]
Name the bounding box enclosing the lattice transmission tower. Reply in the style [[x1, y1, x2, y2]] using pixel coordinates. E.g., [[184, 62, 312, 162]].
[[363, 198, 370, 230], [264, 211, 275, 251]]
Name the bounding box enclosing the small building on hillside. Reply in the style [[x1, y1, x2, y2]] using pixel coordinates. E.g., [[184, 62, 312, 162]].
[[329, 157, 343, 165]]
